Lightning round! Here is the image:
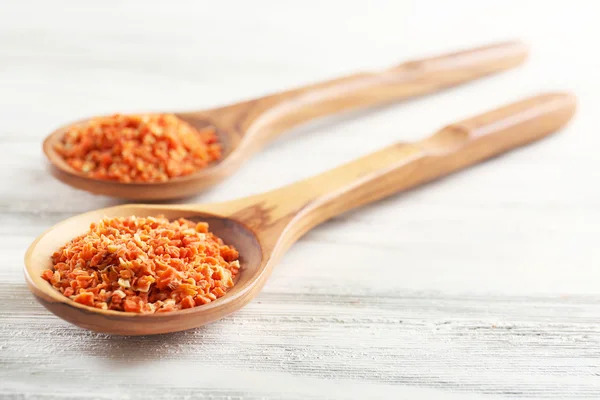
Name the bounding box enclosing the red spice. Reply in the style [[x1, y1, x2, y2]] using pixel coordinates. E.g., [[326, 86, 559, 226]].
[[41, 216, 240, 313], [54, 114, 221, 183]]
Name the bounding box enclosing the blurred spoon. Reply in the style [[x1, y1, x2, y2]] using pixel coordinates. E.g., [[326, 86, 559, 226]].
[[43, 41, 528, 200]]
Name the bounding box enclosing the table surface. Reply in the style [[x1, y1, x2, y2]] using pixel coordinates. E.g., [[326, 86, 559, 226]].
[[1, 1, 598, 399]]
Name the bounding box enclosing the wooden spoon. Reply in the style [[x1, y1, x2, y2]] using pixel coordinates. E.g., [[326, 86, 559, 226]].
[[26, 92, 576, 335], [43, 41, 528, 200]]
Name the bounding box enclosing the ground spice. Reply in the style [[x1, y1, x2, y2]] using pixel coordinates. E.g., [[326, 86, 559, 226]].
[[54, 114, 221, 182], [41, 216, 240, 313]]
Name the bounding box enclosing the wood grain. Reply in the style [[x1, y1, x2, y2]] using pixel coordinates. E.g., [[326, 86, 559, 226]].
[[3, 282, 600, 399], [42, 41, 527, 200]]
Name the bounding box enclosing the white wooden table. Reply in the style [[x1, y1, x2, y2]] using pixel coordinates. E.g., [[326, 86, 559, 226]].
[[1, 1, 598, 398]]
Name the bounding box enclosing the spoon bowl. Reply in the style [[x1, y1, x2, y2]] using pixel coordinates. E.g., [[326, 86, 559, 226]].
[[24, 204, 267, 335], [43, 41, 529, 200], [43, 114, 236, 200], [27, 93, 576, 335]]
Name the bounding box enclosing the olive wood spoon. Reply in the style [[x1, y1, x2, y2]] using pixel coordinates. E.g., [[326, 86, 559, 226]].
[[26, 93, 576, 335], [43, 41, 528, 200]]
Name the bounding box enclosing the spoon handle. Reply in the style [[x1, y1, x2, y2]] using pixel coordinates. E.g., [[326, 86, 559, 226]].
[[221, 41, 528, 145], [252, 92, 576, 245]]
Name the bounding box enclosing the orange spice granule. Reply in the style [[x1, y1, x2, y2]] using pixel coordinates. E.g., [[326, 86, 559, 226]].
[[54, 114, 221, 183], [41, 216, 240, 313]]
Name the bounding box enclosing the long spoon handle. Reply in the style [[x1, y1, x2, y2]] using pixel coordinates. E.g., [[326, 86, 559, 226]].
[[250, 93, 576, 245], [217, 41, 528, 146]]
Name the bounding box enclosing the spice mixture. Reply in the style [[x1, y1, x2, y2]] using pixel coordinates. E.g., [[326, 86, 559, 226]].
[[41, 216, 240, 313], [54, 114, 221, 182]]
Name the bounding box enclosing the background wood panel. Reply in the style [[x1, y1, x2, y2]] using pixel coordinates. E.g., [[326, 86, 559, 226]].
[[1, 0, 598, 398]]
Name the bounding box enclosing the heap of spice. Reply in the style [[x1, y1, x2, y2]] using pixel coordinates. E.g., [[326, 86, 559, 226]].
[[41, 216, 240, 313], [54, 114, 221, 183]]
